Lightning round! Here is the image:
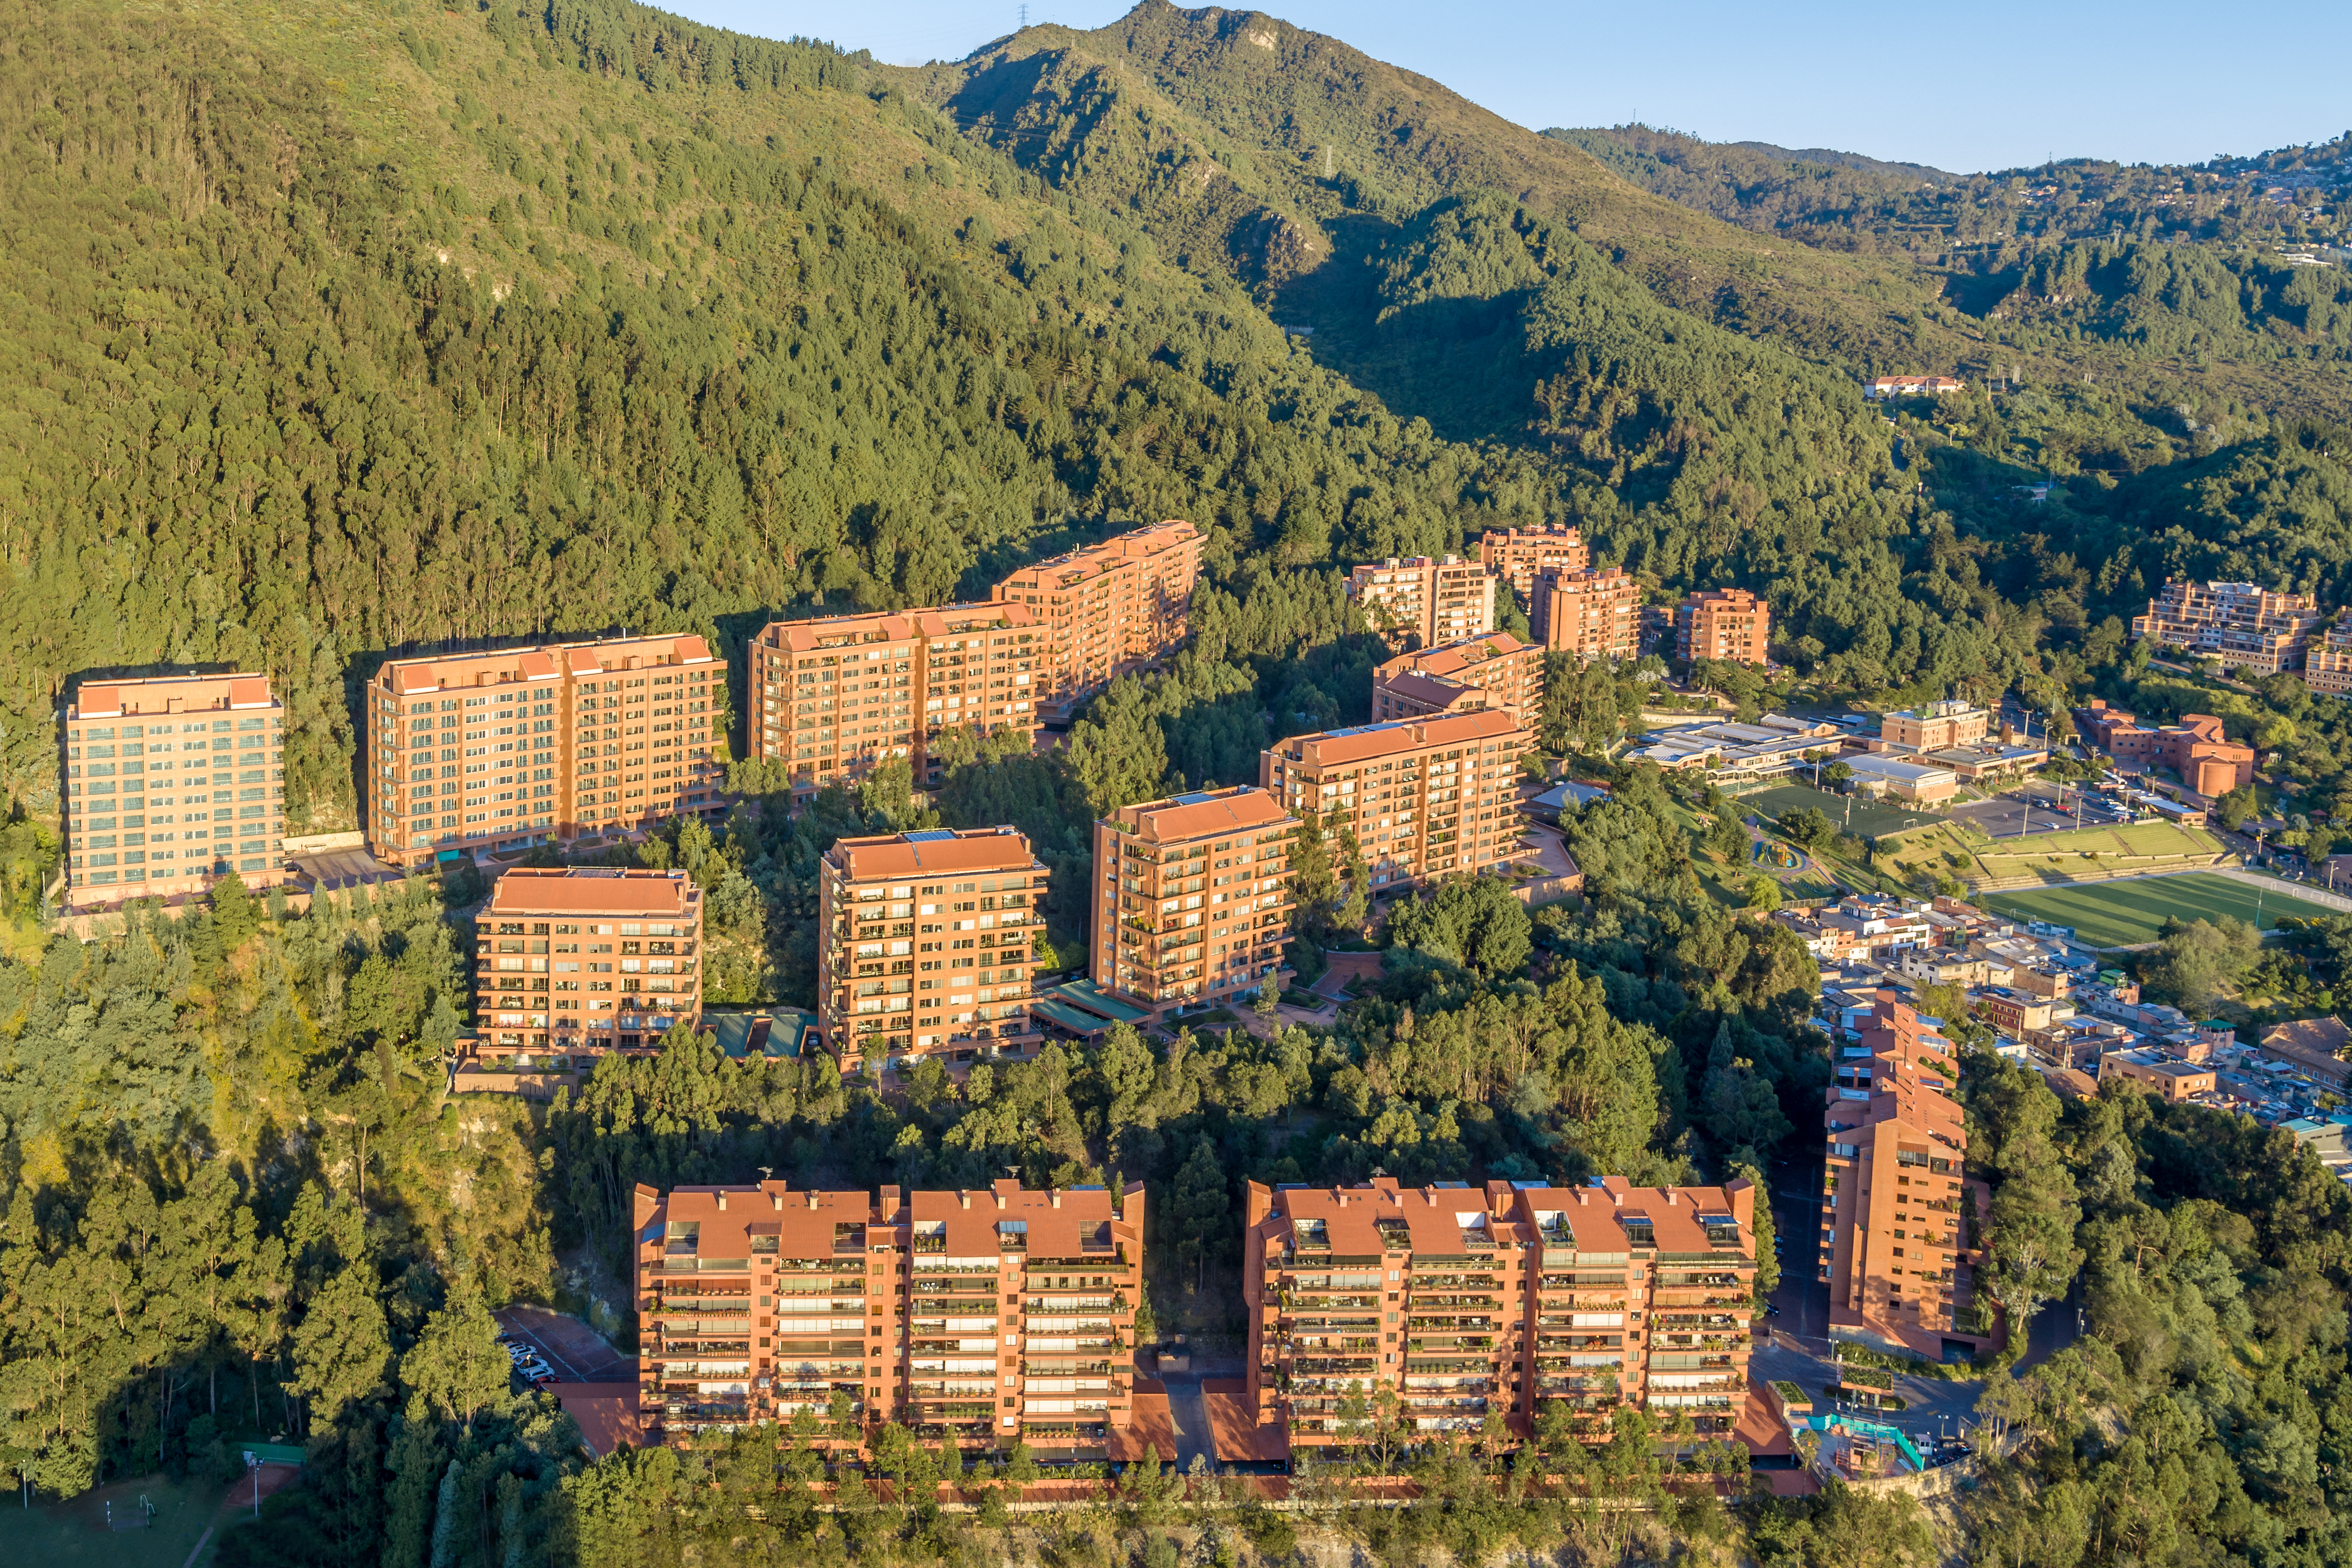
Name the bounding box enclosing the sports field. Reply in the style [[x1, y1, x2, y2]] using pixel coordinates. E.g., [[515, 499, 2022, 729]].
[[1738, 784, 1937, 839], [1983, 872, 2336, 948]]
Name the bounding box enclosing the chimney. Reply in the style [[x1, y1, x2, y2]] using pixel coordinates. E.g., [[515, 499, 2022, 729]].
[[806, 1192, 819, 1209], [1575, 1190, 1588, 1206], [1665, 1191, 1678, 1206], [716, 1191, 727, 1211], [770, 1191, 782, 1211], [1051, 1190, 1062, 1209], [1610, 1190, 1622, 1208], [995, 1189, 1007, 1210], [960, 1191, 971, 1209]]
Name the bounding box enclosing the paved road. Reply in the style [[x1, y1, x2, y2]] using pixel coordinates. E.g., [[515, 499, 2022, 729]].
[[1756, 1151, 2086, 1455], [1154, 1370, 1213, 1466]]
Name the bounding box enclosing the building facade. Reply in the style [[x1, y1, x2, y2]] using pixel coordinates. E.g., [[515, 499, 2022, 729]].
[[991, 521, 1201, 723], [2131, 579, 2324, 674], [2071, 702, 2255, 797], [1820, 994, 2001, 1361], [1259, 710, 1532, 894], [1371, 633, 1544, 726], [751, 605, 1040, 801], [1674, 589, 1772, 666], [819, 828, 1048, 1073], [1877, 700, 1990, 753], [1237, 1176, 1757, 1454], [473, 868, 703, 1063], [1090, 787, 1296, 1023], [1346, 557, 1501, 650], [634, 1178, 1144, 1459], [1530, 567, 1641, 662], [2303, 623, 2352, 696], [1477, 525, 1591, 602], [63, 673, 289, 907], [365, 635, 724, 868]]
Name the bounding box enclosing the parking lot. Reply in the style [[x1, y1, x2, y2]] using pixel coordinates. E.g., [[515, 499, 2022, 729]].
[[1951, 782, 2124, 839], [494, 1305, 635, 1385]]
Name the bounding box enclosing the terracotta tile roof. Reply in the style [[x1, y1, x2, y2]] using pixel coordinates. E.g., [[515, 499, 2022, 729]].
[[829, 829, 1039, 882], [1379, 672, 1481, 708], [1284, 707, 1528, 765], [485, 867, 700, 918], [1382, 632, 1531, 680], [1119, 787, 1293, 843], [381, 635, 716, 694], [69, 672, 278, 719]]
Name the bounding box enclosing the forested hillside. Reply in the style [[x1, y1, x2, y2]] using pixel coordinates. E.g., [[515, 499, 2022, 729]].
[[4, 1, 2352, 1562]]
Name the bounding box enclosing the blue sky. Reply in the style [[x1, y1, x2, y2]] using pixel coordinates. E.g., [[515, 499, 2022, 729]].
[[665, 0, 2352, 174]]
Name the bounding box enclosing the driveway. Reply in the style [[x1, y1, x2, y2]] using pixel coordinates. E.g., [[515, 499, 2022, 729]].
[[495, 1305, 636, 1384], [1152, 1368, 1214, 1467]]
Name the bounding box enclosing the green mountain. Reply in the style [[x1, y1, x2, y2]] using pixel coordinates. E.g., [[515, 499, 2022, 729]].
[[1547, 125, 2352, 412]]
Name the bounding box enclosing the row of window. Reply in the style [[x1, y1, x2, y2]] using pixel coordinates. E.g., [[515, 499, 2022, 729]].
[[79, 858, 270, 884]]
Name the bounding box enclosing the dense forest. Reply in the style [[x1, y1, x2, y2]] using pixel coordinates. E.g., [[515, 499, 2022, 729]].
[[4, 0, 2352, 1562]]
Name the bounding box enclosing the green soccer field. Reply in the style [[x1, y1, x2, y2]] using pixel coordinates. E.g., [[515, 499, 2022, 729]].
[[1982, 873, 2337, 948]]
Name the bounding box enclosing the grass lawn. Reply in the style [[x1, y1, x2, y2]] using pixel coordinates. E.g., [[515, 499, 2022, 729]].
[[20, 1474, 236, 1568], [1983, 873, 2336, 948], [1738, 783, 1938, 839]]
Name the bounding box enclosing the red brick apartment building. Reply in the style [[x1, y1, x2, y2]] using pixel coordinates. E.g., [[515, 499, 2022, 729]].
[[1259, 709, 1532, 895], [365, 636, 724, 868], [991, 522, 1201, 724], [1674, 589, 1772, 666], [1478, 525, 1591, 602], [1089, 787, 1297, 1024], [1371, 632, 1545, 726], [473, 868, 702, 1064], [1233, 1177, 1757, 1457], [2131, 579, 2323, 675], [1346, 556, 1502, 650], [750, 604, 1040, 802], [2305, 623, 2352, 696], [1820, 993, 2002, 1361], [635, 1179, 1145, 1459], [1530, 567, 1642, 662], [2072, 700, 2256, 797], [819, 828, 1048, 1073], [63, 673, 289, 907]]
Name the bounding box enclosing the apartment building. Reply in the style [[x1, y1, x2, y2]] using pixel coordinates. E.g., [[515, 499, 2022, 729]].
[[819, 827, 1048, 1073], [472, 867, 702, 1064], [1346, 557, 1501, 651], [750, 604, 1040, 801], [1674, 589, 1772, 666], [1090, 787, 1296, 1023], [1529, 567, 1641, 662], [2305, 623, 2352, 696], [1820, 993, 2001, 1361], [1260, 710, 1532, 894], [62, 673, 289, 907], [365, 635, 724, 869], [1478, 525, 1591, 602], [991, 521, 1201, 724], [1235, 1176, 1757, 1456], [2131, 579, 2324, 674], [1371, 632, 1545, 726], [633, 1178, 1145, 1460]]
